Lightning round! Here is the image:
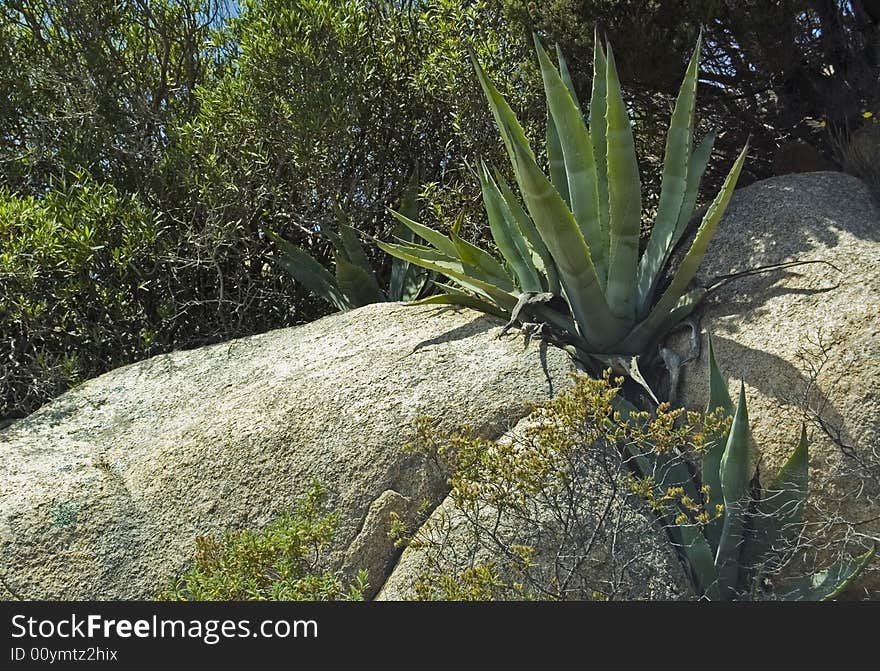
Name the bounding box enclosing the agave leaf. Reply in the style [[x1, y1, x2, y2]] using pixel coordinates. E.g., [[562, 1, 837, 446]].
[[604, 44, 642, 323], [471, 48, 624, 348], [471, 49, 575, 301], [556, 44, 580, 109], [469, 46, 536, 181], [714, 381, 753, 599], [548, 44, 579, 210], [624, 143, 748, 352], [410, 292, 507, 319], [480, 164, 543, 292], [534, 36, 606, 283], [401, 268, 433, 303], [636, 35, 702, 314], [618, 286, 706, 354], [492, 167, 561, 295], [706, 335, 735, 416], [319, 219, 344, 255], [450, 209, 465, 237], [613, 394, 702, 517], [389, 168, 425, 302], [590, 30, 610, 275], [334, 251, 385, 308], [547, 113, 570, 209], [269, 232, 351, 312], [380, 242, 496, 286], [612, 395, 672, 480], [429, 280, 501, 310], [390, 212, 434, 303], [508, 133, 627, 351], [612, 395, 699, 510], [338, 223, 371, 270], [450, 225, 515, 290], [387, 209, 459, 258], [676, 521, 720, 600], [771, 548, 876, 601], [633, 133, 716, 317], [741, 425, 809, 580], [671, 132, 716, 252], [432, 280, 506, 307], [615, 393, 712, 596], [339, 224, 383, 294], [701, 335, 735, 553], [378, 241, 518, 311]]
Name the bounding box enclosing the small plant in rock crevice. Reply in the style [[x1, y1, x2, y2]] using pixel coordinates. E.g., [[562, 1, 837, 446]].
[[157, 483, 367, 601]]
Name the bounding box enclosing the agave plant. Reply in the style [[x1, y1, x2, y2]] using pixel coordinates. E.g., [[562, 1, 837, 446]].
[[637, 338, 875, 601], [379, 32, 748, 367], [271, 171, 432, 311]]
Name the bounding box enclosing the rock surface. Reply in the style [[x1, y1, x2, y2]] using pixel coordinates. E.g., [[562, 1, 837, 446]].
[[0, 302, 577, 600], [377, 415, 694, 601], [671, 172, 880, 595]]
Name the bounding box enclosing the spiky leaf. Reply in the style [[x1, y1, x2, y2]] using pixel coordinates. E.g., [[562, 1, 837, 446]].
[[677, 521, 720, 600], [636, 35, 702, 313], [389, 168, 431, 302], [270, 233, 351, 312], [470, 47, 536, 181], [547, 113, 570, 208], [741, 425, 809, 581], [508, 135, 627, 351], [410, 292, 507, 319], [603, 44, 642, 322], [701, 335, 735, 552], [479, 164, 543, 292], [388, 209, 459, 258], [471, 51, 626, 349], [671, 132, 716, 252], [335, 251, 385, 307], [378, 241, 518, 311], [714, 381, 753, 599], [534, 36, 606, 282], [622, 143, 748, 353], [450, 229, 515, 289], [589, 31, 610, 275], [492, 168, 561, 295]]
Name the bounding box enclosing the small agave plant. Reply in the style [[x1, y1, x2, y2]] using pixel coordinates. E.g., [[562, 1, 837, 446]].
[[271, 170, 432, 311], [380, 32, 747, 370], [635, 338, 875, 601]]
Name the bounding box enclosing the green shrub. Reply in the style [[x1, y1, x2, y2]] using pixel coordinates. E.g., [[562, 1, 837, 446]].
[[404, 371, 716, 601], [158, 484, 367, 601], [0, 177, 167, 422], [177, 0, 537, 305]]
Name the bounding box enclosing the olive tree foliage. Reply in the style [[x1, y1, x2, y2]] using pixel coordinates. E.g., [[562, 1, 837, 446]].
[[177, 0, 540, 282], [0, 0, 240, 422], [0, 0, 234, 195]]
